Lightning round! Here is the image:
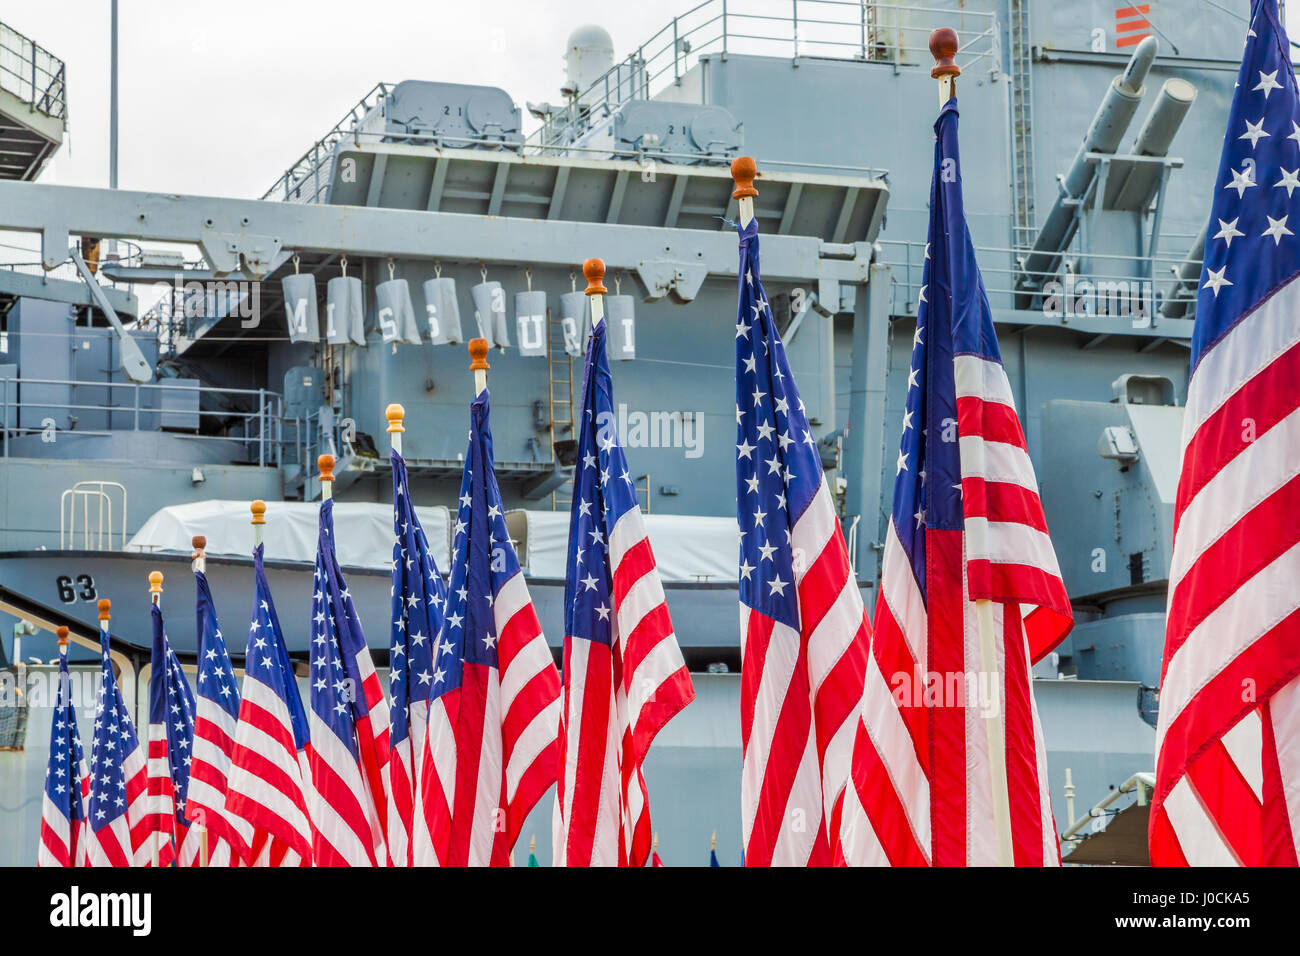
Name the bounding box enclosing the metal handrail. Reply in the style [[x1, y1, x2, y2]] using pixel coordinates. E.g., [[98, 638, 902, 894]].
[[0, 21, 67, 121], [60, 480, 127, 551]]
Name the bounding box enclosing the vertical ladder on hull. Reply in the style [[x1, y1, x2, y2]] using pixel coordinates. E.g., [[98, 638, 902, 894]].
[[547, 308, 575, 512], [1010, 0, 1037, 250]]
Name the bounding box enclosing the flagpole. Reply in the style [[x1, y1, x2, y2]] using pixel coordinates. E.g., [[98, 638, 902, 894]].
[[583, 257, 607, 327], [319, 454, 335, 502], [386, 403, 405, 456], [251, 499, 266, 548], [469, 337, 490, 396], [931, 27, 1015, 867], [731, 156, 757, 227], [148, 570, 163, 869], [191, 536, 210, 868]]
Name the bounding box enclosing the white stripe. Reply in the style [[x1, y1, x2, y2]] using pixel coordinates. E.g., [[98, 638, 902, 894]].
[[964, 517, 1063, 577], [958, 435, 1038, 491], [624, 631, 686, 734], [881, 522, 927, 671], [858, 653, 931, 856], [834, 772, 891, 866], [468, 668, 504, 866], [554, 638, 589, 867], [1219, 710, 1264, 803], [954, 354, 1017, 410], [1183, 274, 1300, 440], [306, 712, 376, 865], [38, 795, 71, 866], [608, 504, 648, 571], [790, 479, 837, 583], [962, 583, 996, 867], [739, 609, 792, 846], [769, 730, 822, 866], [505, 697, 562, 799], [1165, 776, 1240, 866], [1169, 404, 1300, 590], [195, 698, 237, 740], [1269, 674, 1300, 854]]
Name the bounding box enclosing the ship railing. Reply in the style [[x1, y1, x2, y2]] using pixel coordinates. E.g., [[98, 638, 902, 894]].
[[0, 20, 67, 122], [877, 237, 1202, 326], [528, 0, 999, 149], [0, 374, 284, 468], [60, 480, 127, 552]]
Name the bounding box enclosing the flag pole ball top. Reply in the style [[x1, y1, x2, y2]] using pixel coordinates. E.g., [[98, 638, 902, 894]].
[[386, 403, 406, 434], [929, 27, 960, 79], [731, 156, 758, 199], [56, 625, 69, 648], [149, 570, 164, 595], [97, 598, 111, 621], [468, 337, 491, 372], [251, 499, 267, 525], [192, 535, 206, 552], [318, 454, 336, 484], [583, 258, 607, 296]]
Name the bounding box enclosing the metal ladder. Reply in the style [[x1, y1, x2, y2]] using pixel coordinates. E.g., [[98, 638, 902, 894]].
[[1009, 0, 1037, 251], [547, 307, 575, 511]]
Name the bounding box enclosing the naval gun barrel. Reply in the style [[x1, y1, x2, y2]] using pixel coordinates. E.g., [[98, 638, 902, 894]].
[[1019, 36, 1158, 288], [1133, 77, 1197, 157]]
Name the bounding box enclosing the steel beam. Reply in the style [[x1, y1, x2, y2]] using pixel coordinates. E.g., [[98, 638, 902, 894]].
[[0, 180, 872, 285]]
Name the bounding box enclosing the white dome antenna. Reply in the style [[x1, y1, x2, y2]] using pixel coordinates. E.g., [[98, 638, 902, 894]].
[[563, 24, 615, 104]]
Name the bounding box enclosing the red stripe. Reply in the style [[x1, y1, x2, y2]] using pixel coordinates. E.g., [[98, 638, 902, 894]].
[[926, 528, 966, 867], [845, 720, 929, 865], [1115, 18, 1150, 33], [39, 821, 72, 867], [1148, 804, 1189, 866], [1174, 340, 1300, 538], [960, 477, 1049, 533], [307, 740, 379, 866], [1163, 472, 1300, 680], [448, 662, 490, 867], [565, 640, 614, 866], [956, 394, 1028, 450], [871, 599, 928, 766], [966, 560, 1072, 662], [419, 691, 459, 864], [1187, 741, 1259, 865], [1001, 605, 1051, 865], [1260, 699, 1300, 865]]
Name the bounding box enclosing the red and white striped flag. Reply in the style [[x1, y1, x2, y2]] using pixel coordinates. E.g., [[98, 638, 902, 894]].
[[1150, 0, 1300, 865], [304, 496, 392, 866], [733, 190, 871, 866], [416, 386, 561, 866], [836, 95, 1071, 867], [38, 632, 87, 867], [553, 301, 694, 867], [223, 543, 314, 866], [141, 602, 198, 867]]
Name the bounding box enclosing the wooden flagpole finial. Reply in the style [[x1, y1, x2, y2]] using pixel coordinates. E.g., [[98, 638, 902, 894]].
[[56, 625, 69, 649], [385, 403, 406, 434], [317, 454, 335, 484], [97, 598, 111, 623], [469, 337, 490, 395], [930, 27, 960, 105], [731, 156, 758, 228], [192, 535, 206, 559], [710, 830, 717, 851], [582, 258, 607, 296], [529, 834, 536, 853], [251, 500, 267, 525], [149, 570, 164, 601]]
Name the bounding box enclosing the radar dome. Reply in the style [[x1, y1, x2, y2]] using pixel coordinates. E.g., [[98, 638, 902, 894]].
[[563, 24, 615, 104]]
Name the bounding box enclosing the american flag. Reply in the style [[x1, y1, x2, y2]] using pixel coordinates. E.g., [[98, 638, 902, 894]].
[[734, 214, 872, 866], [38, 638, 87, 866], [84, 623, 148, 866], [552, 311, 694, 867], [836, 96, 1072, 867], [142, 603, 198, 866], [306, 498, 392, 866], [223, 543, 314, 866], [1151, 0, 1300, 865], [184, 567, 240, 866], [417, 388, 561, 866], [387, 447, 448, 866]]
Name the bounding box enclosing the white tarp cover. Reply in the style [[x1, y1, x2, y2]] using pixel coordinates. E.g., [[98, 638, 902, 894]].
[[127, 499, 451, 570], [510, 509, 736, 582]]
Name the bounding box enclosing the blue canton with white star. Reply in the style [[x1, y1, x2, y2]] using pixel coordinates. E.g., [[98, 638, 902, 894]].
[[247, 543, 310, 750], [45, 647, 86, 825], [734, 218, 825, 630], [564, 316, 637, 645], [87, 628, 141, 831], [195, 568, 240, 721], [148, 604, 197, 825], [389, 449, 449, 745], [311, 499, 378, 758], [1193, 0, 1300, 369], [434, 390, 522, 698]]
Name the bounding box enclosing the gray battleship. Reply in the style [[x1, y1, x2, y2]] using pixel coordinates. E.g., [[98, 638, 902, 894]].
[[0, 0, 1243, 865]]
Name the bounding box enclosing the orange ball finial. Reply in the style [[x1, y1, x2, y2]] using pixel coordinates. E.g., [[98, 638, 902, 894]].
[[317, 454, 336, 483], [148, 570, 164, 595], [468, 338, 491, 372], [582, 258, 607, 297], [97, 598, 111, 621], [192, 535, 206, 551], [929, 27, 961, 79], [385, 403, 405, 434], [56, 625, 69, 648], [251, 500, 267, 525], [731, 156, 758, 200]]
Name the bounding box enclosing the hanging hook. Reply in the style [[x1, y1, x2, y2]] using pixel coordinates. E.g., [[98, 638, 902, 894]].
[[569, 267, 576, 292], [434, 260, 442, 279], [525, 265, 532, 292], [480, 263, 487, 283], [292, 253, 301, 274], [614, 270, 621, 296], [340, 255, 348, 278], [387, 257, 396, 281]]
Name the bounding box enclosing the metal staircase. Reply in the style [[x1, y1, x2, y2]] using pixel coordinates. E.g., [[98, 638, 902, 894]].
[[1009, 0, 1037, 250], [547, 307, 575, 511], [0, 21, 65, 181]]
